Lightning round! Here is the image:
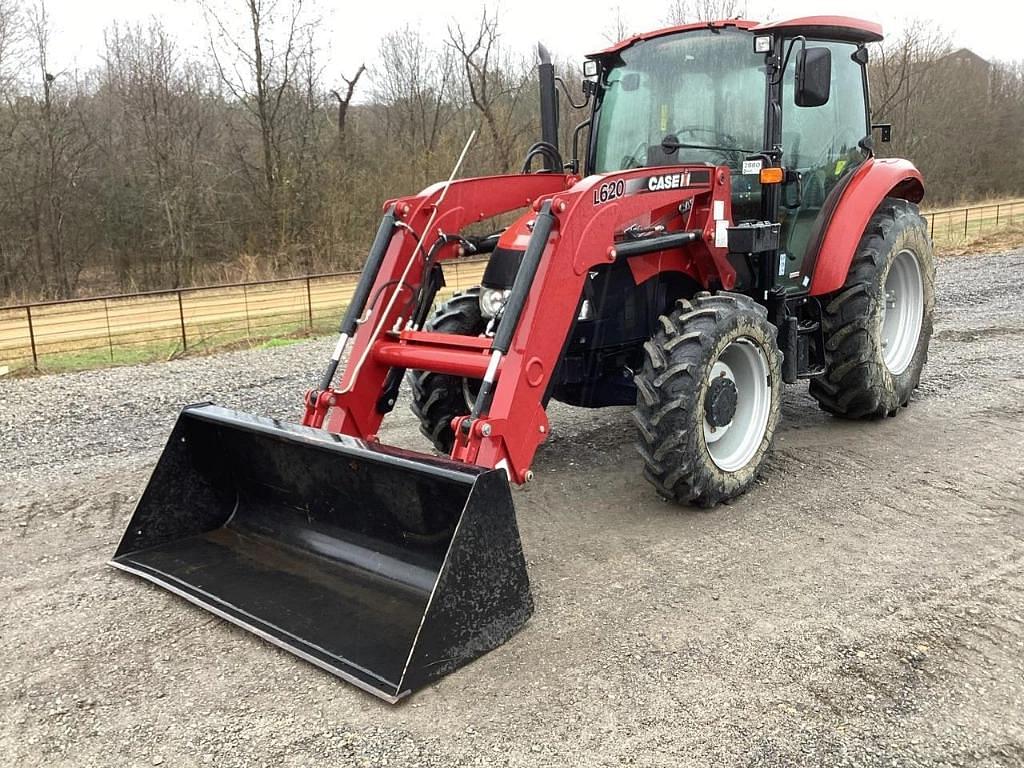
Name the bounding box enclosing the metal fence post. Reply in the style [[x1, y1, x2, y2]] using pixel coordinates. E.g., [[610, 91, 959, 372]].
[[103, 299, 114, 361], [177, 290, 188, 352], [929, 214, 935, 240], [964, 208, 969, 238], [25, 305, 39, 371], [996, 204, 1000, 226], [306, 276, 314, 331], [243, 284, 251, 339]]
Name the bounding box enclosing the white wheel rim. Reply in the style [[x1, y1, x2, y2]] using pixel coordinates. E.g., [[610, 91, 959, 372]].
[[880, 249, 924, 375], [703, 338, 772, 472]]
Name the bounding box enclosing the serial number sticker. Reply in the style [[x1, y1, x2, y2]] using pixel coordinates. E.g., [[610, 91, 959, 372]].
[[742, 159, 763, 175]]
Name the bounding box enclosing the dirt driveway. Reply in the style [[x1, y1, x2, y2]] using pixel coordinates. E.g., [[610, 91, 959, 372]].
[[2, 249, 1022, 767]]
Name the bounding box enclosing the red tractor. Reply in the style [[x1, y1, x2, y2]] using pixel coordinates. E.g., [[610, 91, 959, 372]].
[[112, 16, 935, 702]]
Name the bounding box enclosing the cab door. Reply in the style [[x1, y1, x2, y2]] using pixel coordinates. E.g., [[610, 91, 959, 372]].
[[776, 41, 871, 292]]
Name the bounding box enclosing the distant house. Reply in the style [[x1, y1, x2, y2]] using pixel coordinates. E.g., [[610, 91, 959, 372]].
[[933, 48, 992, 93], [938, 48, 990, 69]]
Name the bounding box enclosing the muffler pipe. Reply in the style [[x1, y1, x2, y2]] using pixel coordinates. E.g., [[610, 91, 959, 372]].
[[537, 43, 560, 171]]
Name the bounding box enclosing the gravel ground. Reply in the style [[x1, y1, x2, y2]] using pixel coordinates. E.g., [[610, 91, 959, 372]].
[[2, 248, 1023, 767]]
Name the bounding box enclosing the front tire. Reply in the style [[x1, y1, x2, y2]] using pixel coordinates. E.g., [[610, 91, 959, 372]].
[[809, 198, 935, 418], [633, 292, 783, 507]]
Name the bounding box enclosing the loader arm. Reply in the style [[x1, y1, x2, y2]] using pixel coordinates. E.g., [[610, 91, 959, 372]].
[[309, 165, 734, 484], [302, 173, 573, 438]]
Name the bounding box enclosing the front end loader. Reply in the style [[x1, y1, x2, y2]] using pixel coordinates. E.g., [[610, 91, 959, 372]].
[[112, 15, 935, 701]]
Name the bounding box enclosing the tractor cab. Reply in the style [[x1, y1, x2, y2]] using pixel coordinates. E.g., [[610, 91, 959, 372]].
[[584, 17, 883, 293]]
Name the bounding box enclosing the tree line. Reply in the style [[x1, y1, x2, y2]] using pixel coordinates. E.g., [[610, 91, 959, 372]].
[[0, 0, 1021, 301]]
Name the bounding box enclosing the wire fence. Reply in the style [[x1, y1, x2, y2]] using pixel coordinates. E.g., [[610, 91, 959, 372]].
[[925, 199, 1024, 246], [0, 258, 487, 375], [2, 198, 1022, 376]]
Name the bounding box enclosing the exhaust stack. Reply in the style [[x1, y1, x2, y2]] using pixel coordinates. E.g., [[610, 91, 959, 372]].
[[537, 43, 560, 170]]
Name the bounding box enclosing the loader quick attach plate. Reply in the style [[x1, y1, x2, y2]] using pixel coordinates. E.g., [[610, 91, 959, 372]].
[[110, 404, 532, 703]]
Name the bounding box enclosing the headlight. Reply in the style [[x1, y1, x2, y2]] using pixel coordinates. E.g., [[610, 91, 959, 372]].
[[479, 287, 511, 319]]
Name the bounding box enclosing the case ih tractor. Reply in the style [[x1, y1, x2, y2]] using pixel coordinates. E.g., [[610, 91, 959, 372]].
[[112, 16, 934, 701]]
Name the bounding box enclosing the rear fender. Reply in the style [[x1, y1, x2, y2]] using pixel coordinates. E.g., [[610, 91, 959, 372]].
[[807, 158, 924, 296]]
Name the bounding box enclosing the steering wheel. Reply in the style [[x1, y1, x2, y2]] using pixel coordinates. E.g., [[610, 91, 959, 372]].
[[673, 125, 742, 147], [620, 140, 648, 170], [668, 126, 745, 167]]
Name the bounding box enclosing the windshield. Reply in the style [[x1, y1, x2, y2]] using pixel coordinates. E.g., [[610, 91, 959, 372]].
[[593, 29, 767, 173]]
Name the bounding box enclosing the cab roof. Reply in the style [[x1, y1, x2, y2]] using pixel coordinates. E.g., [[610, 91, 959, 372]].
[[587, 16, 883, 58]]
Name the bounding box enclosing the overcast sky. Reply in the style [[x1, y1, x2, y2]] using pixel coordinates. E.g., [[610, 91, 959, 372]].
[[40, 0, 1024, 83]]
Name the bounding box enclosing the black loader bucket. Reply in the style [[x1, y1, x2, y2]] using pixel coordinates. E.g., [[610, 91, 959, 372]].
[[110, 404, 532, 702]]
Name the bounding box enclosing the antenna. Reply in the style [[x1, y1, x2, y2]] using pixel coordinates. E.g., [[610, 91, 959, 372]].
[[337, 131, 478, 395]]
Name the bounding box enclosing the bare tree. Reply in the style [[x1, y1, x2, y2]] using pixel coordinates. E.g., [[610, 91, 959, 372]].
[[0, 0, 19, 95], [331, 63, 365, 140], [663, 0, 747, 24], [870, 21, 950, 123], [22, 1, 94, 298], [371, 26, 457, 184], [447, 9, 532, 174], [200, 0, 315, 246], [0, 0, 23, 295], [602, 7, 631, 44], [100, 22, 220, 288]]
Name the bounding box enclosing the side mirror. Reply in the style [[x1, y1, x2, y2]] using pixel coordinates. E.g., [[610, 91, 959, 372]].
[[621, 72, 641, 92], [872, 122, 893, 142], [795, 47, 831, 107]]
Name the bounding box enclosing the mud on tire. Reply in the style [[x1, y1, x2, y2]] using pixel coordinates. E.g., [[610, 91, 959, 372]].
[[633, 292, 782, 507], [809, 198, 936, 418], [409, 287, 486, 453]]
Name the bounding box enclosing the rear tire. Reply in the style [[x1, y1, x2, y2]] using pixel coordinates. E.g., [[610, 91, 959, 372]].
[[633, 292, 782, 507], [809, 198, 935, 418], [409, 288, 486, 453]]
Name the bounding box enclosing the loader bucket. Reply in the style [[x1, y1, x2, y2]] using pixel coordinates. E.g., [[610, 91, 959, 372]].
[[110, 404, 532, 703]]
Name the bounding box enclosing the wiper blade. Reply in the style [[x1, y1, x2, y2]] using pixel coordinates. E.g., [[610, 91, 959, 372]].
[[660, 137, 755, 155]]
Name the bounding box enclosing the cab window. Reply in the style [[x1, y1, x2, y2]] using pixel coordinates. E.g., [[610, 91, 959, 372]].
[[777, 40, 870, 289]]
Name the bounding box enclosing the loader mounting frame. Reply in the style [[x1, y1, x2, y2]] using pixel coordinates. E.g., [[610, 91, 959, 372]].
[[303, 166, 736, 484]]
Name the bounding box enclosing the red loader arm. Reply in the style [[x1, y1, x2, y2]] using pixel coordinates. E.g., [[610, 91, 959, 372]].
[[305, 166, 735, 484]]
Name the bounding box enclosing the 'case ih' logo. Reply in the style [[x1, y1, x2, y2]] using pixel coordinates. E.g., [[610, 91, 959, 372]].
[[646, 172, 692, 192]]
